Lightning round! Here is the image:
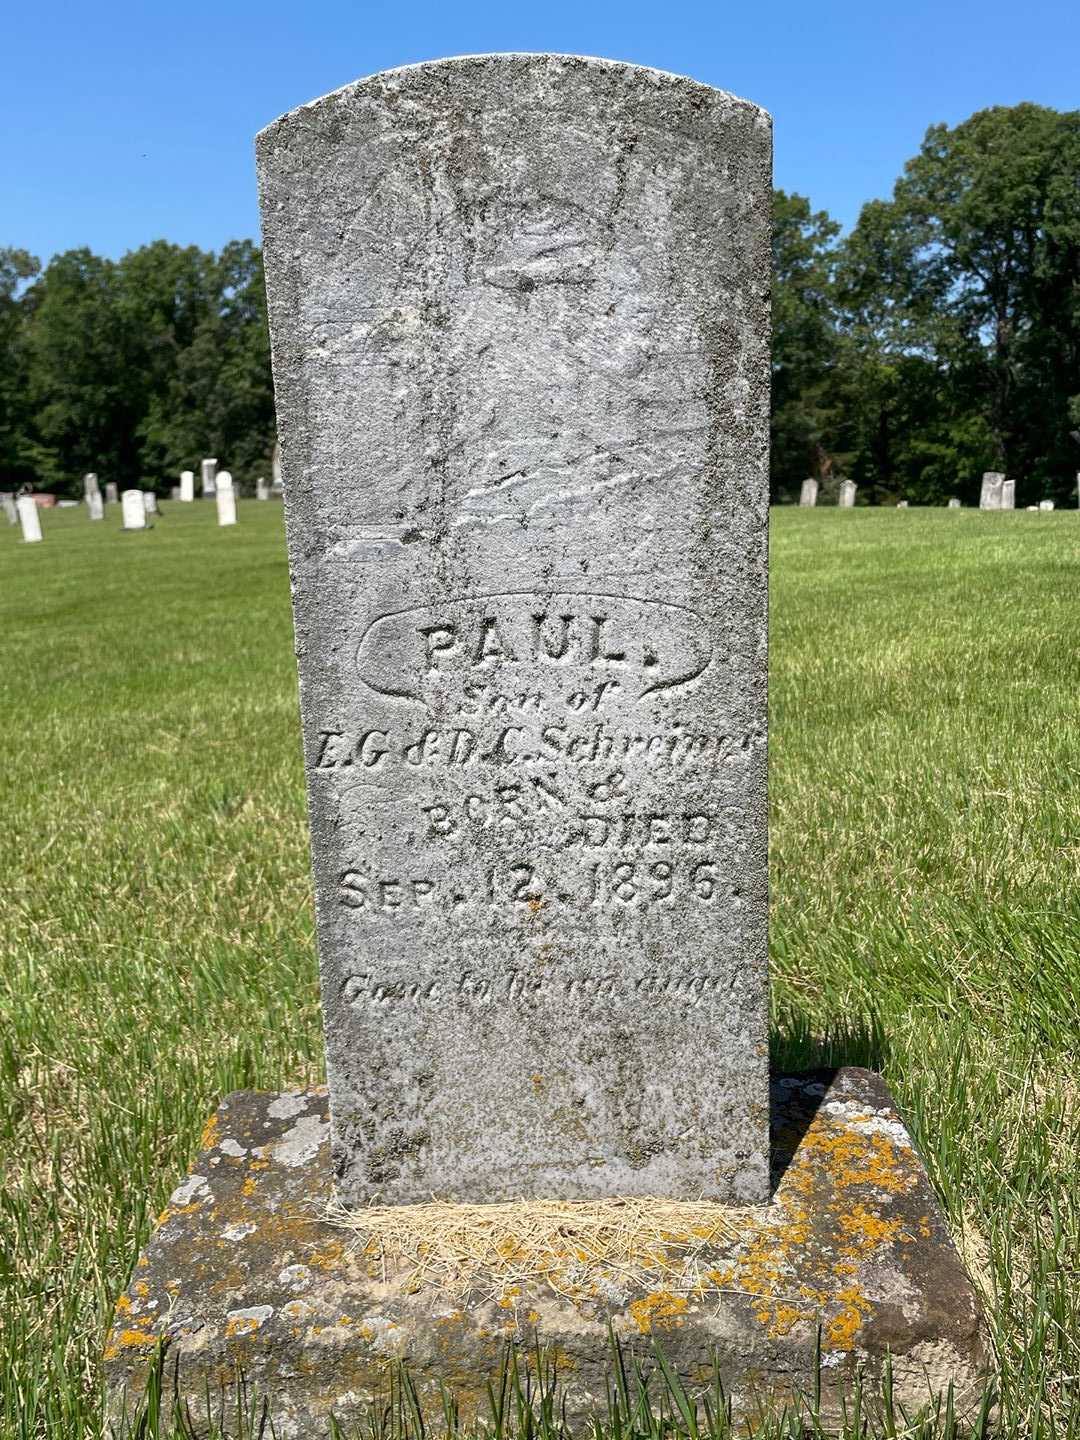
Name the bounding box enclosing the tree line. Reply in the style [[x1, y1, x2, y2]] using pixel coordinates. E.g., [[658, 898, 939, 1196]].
[[2, 102, 1078, 505]]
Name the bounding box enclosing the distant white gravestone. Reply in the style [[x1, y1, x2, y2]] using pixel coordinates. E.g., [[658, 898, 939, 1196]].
[[0, 492, 16, 525], [105, 482, 119, 504], [799, 478, 818, 507], [143, 490, 159, 515], [216, 472, 237, 526], [979, 471, 1004, 509], [256, 476, 270, 500], [1001, 479, 1015, 509], [83, 472, 100, 501], [16, 495, 42, 543], [121, 490, 147, 530], [87, 491, 105, 521], [948, 498, 961, 508], [258, 54, 772, 1206], [179, 470, 195, 502], [838, 480, 857, 507], [201, 458, 218, 498], [1039, 499, 1055, 511]]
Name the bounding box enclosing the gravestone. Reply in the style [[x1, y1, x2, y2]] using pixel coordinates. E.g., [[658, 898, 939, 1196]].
[[143, 490, 159, 515], [121, 489, 146, 530], [201, 457, 218, 498], [1040, 499, 1055, 511], [180, 470, 195, 501], [259, 52, 771, 1209], [256, 476, 270, 500], [105, 56, 989, 1434], [896, 500, 909, 508], [84, 472, 100, 501], [170, 486, 181, 501], [216, 472, 237, 526], [979, 471, 1004, 509], [16, 495, 42, 543], [2, 491, 18, 524], [105, 481, 119, 504], [799, 478, 818, 507], [88, 491, 105, 521], [948, 497, 961, 508], [838, 479, 857, 507], [1001, 479, 1015, 509]]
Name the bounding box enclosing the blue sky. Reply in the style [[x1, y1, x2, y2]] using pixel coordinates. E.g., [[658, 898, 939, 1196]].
[[3, 0, 1077, 265]]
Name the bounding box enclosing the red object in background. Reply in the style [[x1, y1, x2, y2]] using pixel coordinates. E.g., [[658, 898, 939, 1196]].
[[31, 494, 57, 507]]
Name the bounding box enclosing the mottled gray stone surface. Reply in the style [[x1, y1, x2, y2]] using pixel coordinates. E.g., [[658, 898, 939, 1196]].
[[104, 1071, 990, 1436], [257, 55, 772, 1206], [838, 480, 856, 508], [799, 478, 818, 507]]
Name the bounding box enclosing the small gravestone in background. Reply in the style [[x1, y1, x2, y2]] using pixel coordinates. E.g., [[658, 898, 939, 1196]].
[[799, 478, 818, 506], [897, 500, 909, 508], [121, 490, 146, 530], [1, 492, 16, 525], [84, 472, 100, 503], [88, 490, 104, 521], [179, 470, 195, 502], [216, 471, 237, 526], [1040, 499, 1055, 511], [201, 457, 218, 498], [838, 479, 857, 507], [143, 490, 159, 516], [256, 476, 270, 500], [16, 495, 42, 543], [1001, 479, 1015, 509], [979, 471, 1004, 509], [105, 481, 119, 504], [170, 485, 181, 501], [105, 54, 989, 1435], [948, 497, 961, 508]]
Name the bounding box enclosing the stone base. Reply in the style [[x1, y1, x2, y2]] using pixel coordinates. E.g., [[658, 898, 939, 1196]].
[[105, 1071, 989, 1435]]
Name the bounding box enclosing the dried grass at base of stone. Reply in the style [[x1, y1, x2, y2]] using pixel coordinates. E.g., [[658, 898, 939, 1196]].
[[327, 1196, 752, 1302]]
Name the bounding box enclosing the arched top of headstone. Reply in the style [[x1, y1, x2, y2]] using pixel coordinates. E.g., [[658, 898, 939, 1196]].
[[257, 54, 771, 145]]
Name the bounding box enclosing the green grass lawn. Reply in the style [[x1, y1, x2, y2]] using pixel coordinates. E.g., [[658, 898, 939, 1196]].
[[1, 501, 1078, 1436]]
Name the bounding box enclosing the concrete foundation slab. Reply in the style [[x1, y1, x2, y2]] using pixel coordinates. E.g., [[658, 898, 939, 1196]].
[[105, 1069, 989, 1435]]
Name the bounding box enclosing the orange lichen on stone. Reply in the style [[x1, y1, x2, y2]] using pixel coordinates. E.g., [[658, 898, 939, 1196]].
[[200, 1114, 220, 1151], [224, 1316, 261, 1338], [628, 1291, 689, 1333]]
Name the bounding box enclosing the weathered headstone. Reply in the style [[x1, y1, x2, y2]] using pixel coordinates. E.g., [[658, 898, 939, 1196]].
[[143, 490, 159, 515], [216, 472, 237, 526], [180, 470, 195, 502], [979, 471, 1004, 509], [256, 476, 270, 500], [84, 472, 101, 500], [16, 495, 42, 543], [838, 479, 857, 507], [201, 457, 218, 498], [259, 53, 771, 1208], [1040, 499, 1055, 511], [2, 491, 18, 524], [88, 490, 105, 521], [1001, 479, 1015, 509], [799, 478, 818, 507], [169, 486, 181, 501], [105, 481, 119, 504], [948, 497, 961, 508], [121, 489, 147, 530], [896, 500, 909, 508], [105, 58, 990, 1435]]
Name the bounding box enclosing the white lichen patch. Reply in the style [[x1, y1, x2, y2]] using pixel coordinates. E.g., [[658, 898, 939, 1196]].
[[226, 1304, 273, 1332], [273, 1115, 331, 1168], [219, 1138, 248, 1158], [170, 1175, 210, 1207], [222, 1222, 257, 1242], [268, 1092, 309, 1121], [364, 1313, 407, 1356]]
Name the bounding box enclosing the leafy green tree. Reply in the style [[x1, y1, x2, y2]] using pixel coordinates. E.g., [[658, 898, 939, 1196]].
[[0, 248, 39, 490]]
